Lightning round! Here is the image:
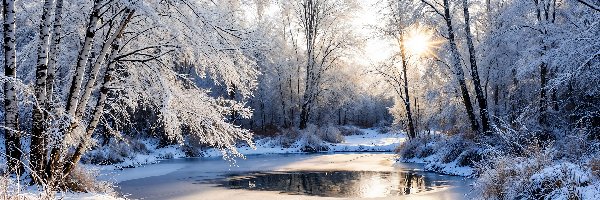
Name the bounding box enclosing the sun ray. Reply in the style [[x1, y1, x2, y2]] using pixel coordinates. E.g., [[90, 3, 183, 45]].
[[403, 26, 442, 58]]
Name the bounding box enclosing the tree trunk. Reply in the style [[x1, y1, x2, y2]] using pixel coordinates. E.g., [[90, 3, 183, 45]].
[[299, 101, 310, 129], [64, 0, 102, 117], [2, 0, 22, 174], [462, 0, 491, 135], [443, 0, 480, 134], [299, 0, 319, 130], [399, 32, 416, 139], [45, 0, 64, 109], [47, 0, 102, 183], [76, 9, 133, 120], [64, 42, 120, 177], [63, 10, 134, 178], [31, 0, 55, 180], [539, 62, 548, 125]]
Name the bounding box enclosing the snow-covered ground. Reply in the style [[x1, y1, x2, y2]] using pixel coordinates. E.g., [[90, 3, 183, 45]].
[[0, 181, 123, 200], [330, 128, 406, 152], [212, 127, 406, 156], [402, 157, 475, 177]]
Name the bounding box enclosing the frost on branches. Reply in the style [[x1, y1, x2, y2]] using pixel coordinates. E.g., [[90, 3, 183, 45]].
[[0, 0, 260, 187]]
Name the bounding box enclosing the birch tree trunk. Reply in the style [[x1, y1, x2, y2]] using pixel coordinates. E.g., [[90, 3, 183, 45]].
[[462, 0, 491, 135], [47, 0, 102, 183], [64, 0, 102, 116], [31, 0, 55, 180], [75, 9, 133, 120], [63, 10, 134, 178], [2, 0, 22, 174], [45, 0, 64, 109], [443, 0, 480, 134]]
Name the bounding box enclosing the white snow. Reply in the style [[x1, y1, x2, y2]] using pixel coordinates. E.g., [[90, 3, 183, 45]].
[[402, 157, 475, 177], [0, 177, 123, 200], [216, 127, 406, 156], [329, 128, 406, 152]]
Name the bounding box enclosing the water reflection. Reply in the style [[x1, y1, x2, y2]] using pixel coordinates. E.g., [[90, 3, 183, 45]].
[[213, 171, 449, 198]]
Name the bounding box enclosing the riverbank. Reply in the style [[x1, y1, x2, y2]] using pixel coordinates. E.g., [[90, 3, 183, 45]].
[[395, 134, 476, 177], [88, 127, 405, 171]]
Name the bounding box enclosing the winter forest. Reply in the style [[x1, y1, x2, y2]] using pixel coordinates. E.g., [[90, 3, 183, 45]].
[[0, 0, 598, 199]]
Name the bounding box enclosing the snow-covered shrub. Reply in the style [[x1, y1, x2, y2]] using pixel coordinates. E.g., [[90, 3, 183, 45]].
[[590, 158, 600, 178], [529, 162, 591, 199], [65, 166, 115, 194], [397, 133, 480, 176], [0, 175, 27, 200], [474, 145, 600, 200], [456, 148, 482, 167], [318, 125, 344, 143], [395, 135, 423, 159], [272, 124, 345, 151], [298, 124, 329, 152], [0, 176, 55, 200], [339, 126, 365, 136], [275, 128, 302, 148], [81, 137, 149, 165], [396, 134, 444, 160], [437, 135, 475, 164], [377, 126, 395, 134]]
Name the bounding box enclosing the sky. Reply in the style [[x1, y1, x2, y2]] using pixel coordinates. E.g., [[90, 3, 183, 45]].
[[242, 0, 397, 67], [352, 0, 397, 66]]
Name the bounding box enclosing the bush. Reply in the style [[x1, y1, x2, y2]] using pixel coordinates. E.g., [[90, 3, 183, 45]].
[[339, 126, 365, 136], [64, 166, 115, 194], [474, 146, 599, 200], [273, 124, 345, 152], [396, 134, 447, 161], [318, 125, 344, 143], [299, 124, 329, 152], [81, 137, 149, 165], [590, 158, 600, 177], [275, 128, 302, 148], [438, 135, 473, 164], [456, 148, 482, 167]]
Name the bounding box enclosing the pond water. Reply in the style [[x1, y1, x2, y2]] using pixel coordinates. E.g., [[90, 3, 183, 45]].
[[112, 153, 472, 200], [211, 171, 450, 198]]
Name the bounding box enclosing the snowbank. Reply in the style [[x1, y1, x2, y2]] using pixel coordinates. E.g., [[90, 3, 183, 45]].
[[0, 176, 122, 200], [396, 134, 478, 177], [85, 126, 405, 178]]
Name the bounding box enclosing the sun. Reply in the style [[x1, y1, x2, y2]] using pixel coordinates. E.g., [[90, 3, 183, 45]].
[[403, 27, 436, 57]]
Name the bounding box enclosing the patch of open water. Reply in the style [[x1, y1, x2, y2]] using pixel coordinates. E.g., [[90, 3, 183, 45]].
[[206, 170, 451, 198]]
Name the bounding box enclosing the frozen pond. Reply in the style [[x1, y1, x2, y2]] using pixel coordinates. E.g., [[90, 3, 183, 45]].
[[112, 153, 472, 200]]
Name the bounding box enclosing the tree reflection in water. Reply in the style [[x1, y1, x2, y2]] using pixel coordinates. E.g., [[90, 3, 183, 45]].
[[217, 171, 446, 198]]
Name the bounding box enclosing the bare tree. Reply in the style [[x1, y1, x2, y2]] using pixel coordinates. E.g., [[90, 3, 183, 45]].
[[461, 0, 491, 135], [297, 0, 355, 129], [421, 0, 480, 134]]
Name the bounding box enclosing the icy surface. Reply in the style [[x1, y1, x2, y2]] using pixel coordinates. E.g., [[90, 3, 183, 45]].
[[115, 153, 473, 200]]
